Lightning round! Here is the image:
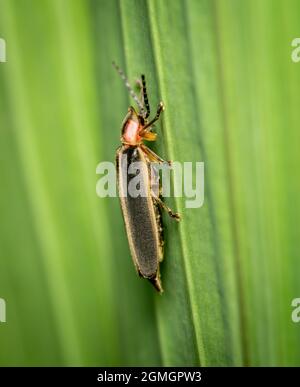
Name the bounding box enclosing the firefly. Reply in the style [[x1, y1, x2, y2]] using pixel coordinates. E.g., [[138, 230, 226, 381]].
[[113, 62, 180, 293]]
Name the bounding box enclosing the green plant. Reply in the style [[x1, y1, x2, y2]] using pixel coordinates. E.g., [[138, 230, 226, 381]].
[[0, 0, 299, 366]]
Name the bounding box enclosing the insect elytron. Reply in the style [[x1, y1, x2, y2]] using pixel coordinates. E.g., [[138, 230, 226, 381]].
[[113, 62, 181, 293]]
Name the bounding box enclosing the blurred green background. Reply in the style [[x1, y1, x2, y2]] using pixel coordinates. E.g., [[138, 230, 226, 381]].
[[0, 0, 300, 366]]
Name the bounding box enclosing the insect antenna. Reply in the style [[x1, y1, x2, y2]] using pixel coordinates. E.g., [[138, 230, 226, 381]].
[[141, 74, 150, 119], [112, 61, 145, 115]]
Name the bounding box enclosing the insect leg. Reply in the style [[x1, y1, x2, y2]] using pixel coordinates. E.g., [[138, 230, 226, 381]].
[[141, 144, 171, 164], [152, 194, 181, 222], [140, 130, 157, 141], [142, 102, 164, 131]]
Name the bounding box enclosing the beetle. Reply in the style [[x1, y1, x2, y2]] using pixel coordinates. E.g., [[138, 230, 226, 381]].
[[113, 62, 180, 293]]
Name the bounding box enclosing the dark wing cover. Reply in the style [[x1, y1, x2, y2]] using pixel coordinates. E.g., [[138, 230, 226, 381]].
[[116, 146, 161, 278]]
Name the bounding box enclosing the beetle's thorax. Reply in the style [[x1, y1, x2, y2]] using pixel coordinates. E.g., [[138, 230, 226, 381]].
[[122, 119, 142, 145], [121, 107, 144, 146]]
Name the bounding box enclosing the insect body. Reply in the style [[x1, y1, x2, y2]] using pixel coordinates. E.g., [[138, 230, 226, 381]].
[[113, 62, 180, 293]]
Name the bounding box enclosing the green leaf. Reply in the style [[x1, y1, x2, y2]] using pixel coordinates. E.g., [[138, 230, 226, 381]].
[[0, 0, 300, 366]]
